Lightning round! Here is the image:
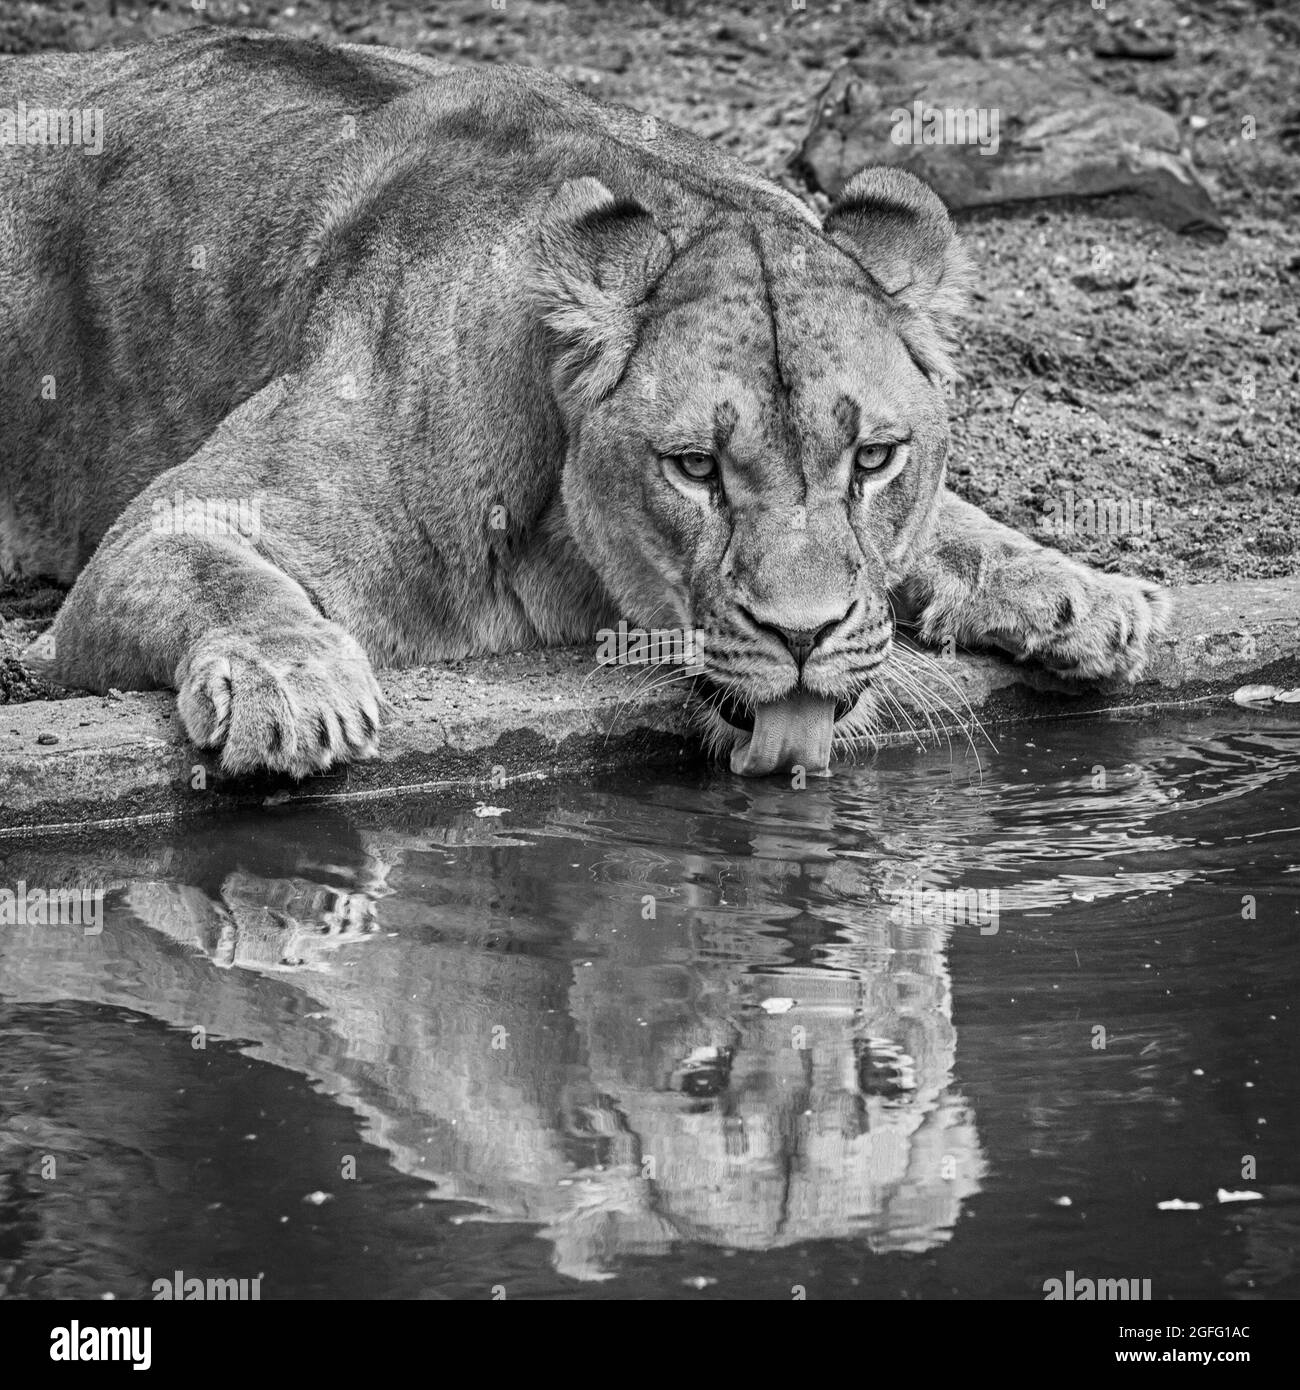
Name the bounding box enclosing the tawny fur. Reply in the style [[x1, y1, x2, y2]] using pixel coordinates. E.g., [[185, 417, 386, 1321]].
[[0, 30, 1170, 777]]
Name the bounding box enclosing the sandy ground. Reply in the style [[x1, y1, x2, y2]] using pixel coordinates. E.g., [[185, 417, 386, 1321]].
[[1, 0, 1296, 702]]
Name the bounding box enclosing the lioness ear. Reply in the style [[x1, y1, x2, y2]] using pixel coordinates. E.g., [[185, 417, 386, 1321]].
[[822, 167, 971, 379], [532, 177, 673, 407]]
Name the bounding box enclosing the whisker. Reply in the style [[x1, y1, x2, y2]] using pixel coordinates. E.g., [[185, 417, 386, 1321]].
[[883, 644, 993, 778], [881, 661, 950, 753], [892, 640, 997, 757], [600, 661, 703, 747], [874, 676, 932, 753]]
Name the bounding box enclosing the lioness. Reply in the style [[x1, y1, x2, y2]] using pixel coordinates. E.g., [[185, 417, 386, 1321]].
[[1, 29, 1168, 778]]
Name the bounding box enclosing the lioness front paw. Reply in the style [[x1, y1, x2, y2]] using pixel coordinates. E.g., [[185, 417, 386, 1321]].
[[176, 620, 384, 777], [919, 555, 1172, 684]]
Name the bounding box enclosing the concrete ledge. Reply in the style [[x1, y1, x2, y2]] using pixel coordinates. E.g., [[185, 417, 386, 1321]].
[[1, 578, 1297, 835]]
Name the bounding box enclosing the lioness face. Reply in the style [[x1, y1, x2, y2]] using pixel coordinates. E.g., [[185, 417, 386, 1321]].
[[538, 169, 967, 776], [561, 220, 951, 775]]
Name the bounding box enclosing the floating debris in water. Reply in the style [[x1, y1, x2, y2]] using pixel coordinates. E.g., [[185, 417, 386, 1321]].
[[1231, 684, 1296, 707], [683, 1276, 717, 1290], [1157, 1198, 1202, 1210], [1216, 1188, 1263, 1204], [1050, 1195, 1073, 1207], [302, 1190, 334, 1206], [473, 803, 510, 817], [759, 997, 796, 1014]]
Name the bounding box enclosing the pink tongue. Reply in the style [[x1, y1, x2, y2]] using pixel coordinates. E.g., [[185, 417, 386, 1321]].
[[729, 692, 838, 778]]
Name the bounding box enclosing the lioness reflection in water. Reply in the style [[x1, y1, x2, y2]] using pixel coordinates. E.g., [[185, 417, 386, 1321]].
[[2, 791, 985, 1283]]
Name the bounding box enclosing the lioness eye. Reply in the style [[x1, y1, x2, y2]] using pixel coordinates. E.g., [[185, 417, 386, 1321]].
[[674, 452, 717, 482], [853, 443, 894, 474]]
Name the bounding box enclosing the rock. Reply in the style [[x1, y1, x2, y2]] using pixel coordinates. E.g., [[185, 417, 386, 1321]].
[[36, 731, 59, 745], [1093, 32, 1177, 62], [1210, 457, 1250, 484], [1072, 271, 1140, 293], [793, 60, 1225, 239]]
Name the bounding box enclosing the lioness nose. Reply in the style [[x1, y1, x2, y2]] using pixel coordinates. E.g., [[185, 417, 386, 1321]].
[[777, 622, 835, 668], [746, 606, 851, 670]]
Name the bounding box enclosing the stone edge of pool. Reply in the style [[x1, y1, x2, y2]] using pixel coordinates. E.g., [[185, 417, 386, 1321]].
[[1, 576, 1298, 835]]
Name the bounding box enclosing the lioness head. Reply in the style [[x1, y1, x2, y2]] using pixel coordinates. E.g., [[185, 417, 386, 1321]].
[[533, 168, 969, 776]]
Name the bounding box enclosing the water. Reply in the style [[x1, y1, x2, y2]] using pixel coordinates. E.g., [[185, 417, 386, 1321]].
[[1, 709, 1297, 1300]]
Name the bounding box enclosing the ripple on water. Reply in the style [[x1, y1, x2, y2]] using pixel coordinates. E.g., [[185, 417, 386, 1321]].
[[0, 710, 1296, 1297]]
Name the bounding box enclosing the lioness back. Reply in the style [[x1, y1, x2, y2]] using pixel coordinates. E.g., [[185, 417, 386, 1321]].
[[0, 27, 811, 583]]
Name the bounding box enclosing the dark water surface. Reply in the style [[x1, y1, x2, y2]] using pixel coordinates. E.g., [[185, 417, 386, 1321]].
[[1, 710, 1297, 1300]]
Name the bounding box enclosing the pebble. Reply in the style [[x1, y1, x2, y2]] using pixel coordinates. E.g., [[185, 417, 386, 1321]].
[[36, 732, 59, 745]]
